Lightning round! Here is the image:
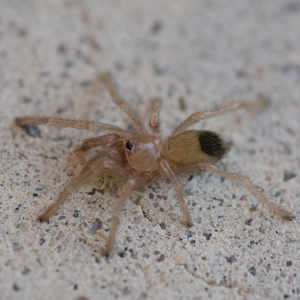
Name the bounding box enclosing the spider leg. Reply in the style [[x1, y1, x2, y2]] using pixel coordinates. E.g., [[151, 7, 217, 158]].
[[149, 98, 161, 133], [98, 73, 147, 135], [105, 178, 137, 256], [38, 154, 109, 222], [179, 162, 294, 220], [170, 98, 270, 138], [15, 117, 128, 136], [160, 158, 193, 226], [80, 134, 119, 151]]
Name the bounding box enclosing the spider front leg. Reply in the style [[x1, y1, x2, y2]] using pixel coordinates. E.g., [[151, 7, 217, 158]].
[[15, 117, 128, 135], [38, 154, 108, 222], [79, 134, 119, 151], [98, 72, 147, 135]]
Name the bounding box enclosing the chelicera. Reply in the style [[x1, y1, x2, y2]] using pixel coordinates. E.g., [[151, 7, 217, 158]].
[[15, 73, 294, 256]]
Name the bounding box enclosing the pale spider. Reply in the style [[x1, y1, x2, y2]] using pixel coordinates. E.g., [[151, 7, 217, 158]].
[[16, 73, 294, 256]]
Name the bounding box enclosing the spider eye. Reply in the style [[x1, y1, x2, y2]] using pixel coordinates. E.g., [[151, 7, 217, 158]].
[[126, 141, 134, 151]]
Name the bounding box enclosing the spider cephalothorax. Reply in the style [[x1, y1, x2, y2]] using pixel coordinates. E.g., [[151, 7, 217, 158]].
[[16, 73, 294, 256]]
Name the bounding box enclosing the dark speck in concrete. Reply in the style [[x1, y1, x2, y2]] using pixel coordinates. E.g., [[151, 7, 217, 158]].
[[64, 60, 73, 68], [18, 124, 41, 138], [56, 107, 67, 114], [150, 21, 163, 34], [186, 231, 195, 238], [40, 71, 50, 77], [152, 202, 159, 209], [286, 261, 292, 267], [134, 217, 142, 224], [57, 44, 67, 54], [15, 204, 22, 211], [248, 266, 256, 276], [196, 217, 202, 224], [115, 62, 124, 71], [236, 70, 247, 78], [226, 255, 237, 264], [212, 197, 224, 206], [159, 222, 166, 230], [89, 218, 102, 235], [18, 29, 27, 37], [20, 95, 29, 102], [179, 96, 187, 111], [73, 210, 80, 218], [122, 287, 131, 296], [12, 242, 23, 252], [86, 188, 96, 195], [18, 79, 24, 87], [240, 195, 248, 201], [21, 267, 31, 275], [13, 283, 21, 291], [97, 189, 105, 195], [249, 205, 257, 212], [118, 251, 126, 258], [203, 233, 212, 241], [274, 191, 281, 197], [76, 296, 90, 300], [154, 65, 167, 75], [129, 249, 138, 259], [39, 238, 46, 246], [32, 193, 38, 197], [245, 218, 253, 226], [80, 80, 93, 88], [283, 2, 299, 12], [157, 254, 165, 262], [157, 195, 168, 200], [284, 170, 296, 181]]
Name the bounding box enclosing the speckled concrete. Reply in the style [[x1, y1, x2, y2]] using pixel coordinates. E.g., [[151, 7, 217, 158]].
[[1, 1, 300, 299]]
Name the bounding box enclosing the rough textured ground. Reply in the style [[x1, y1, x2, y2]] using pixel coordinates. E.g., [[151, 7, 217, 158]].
[[0, 1, 300, 299]]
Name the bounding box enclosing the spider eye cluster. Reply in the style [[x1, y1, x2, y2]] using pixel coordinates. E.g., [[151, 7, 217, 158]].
[[126, 141, 134, 151]]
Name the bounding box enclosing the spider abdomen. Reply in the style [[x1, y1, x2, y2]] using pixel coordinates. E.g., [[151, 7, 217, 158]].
[[166, 130, 230, 164]]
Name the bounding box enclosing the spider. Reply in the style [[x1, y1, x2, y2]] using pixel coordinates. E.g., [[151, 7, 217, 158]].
[[15, 73, 294, 256]]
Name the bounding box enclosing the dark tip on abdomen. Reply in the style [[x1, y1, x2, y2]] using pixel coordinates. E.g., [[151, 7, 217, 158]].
[[199, 131, 229, 158]]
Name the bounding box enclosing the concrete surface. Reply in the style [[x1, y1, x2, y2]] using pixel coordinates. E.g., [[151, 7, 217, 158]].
[[0, 0, 300, 299]]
